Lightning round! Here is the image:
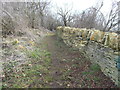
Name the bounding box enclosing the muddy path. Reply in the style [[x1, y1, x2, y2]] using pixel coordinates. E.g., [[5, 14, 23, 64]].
[[41, 34, 117, 88]]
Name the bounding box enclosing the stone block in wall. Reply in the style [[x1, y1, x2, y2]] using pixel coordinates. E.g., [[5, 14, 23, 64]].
[[89, 30, 100, 42], [81, 29, 89, 40], [108, 32, 118, 50]]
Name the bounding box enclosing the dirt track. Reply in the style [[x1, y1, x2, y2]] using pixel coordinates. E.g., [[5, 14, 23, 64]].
[[41, 34, 117, 88], [2, 32, 117, 88]]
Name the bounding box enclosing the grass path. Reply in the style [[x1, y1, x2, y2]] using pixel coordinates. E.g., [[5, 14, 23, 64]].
[[2, 33, 117, 88], [40, 34, 117, 88]]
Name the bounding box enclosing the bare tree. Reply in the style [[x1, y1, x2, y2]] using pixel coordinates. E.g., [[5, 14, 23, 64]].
[[57, 4, 74, 26], [118, 1, 120, 32], [73, 2, 105, 30], [1, 0, 52, 37], [35, 0, 51, 27], [103, 1, 120, 31], [24, 1, 51, 28]]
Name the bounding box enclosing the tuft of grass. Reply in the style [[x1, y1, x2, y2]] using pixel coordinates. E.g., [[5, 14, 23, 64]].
[[93, 77, 101, 82], [25, 48, 51, 63], [90, 64, 100, 72], [44, 75, 53, 82], [12, 39, 19, 45], [72, 64, 78, 68], [27, 48, 41, 59], [82, 64, 100, 76], [82, 71, 94, 75], [44, 51, 51, 57]]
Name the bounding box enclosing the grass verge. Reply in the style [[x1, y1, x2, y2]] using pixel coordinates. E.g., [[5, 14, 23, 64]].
[[2, 47, 52, 88]]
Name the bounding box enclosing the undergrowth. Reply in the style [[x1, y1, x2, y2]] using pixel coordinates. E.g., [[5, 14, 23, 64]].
[[2, 47, 52, 88]]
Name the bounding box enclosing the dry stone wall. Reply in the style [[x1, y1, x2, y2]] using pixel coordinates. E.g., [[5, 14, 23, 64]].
[[56, 26, 120, 86]]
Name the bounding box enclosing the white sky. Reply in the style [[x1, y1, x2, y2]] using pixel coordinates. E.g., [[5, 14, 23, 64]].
[[1, 0, 120, 15], [51, 0, 120, 14]]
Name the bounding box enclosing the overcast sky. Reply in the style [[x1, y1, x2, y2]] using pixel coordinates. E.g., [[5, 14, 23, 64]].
[[51, 0, 120, 14], [1, 0, 120, 15]]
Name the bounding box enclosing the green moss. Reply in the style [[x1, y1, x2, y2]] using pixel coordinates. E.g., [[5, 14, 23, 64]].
[[90, 64, 100, 72], [44, 75, 53, 82], [82, 71, 94, 75], [93, 77, 101, 82]]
